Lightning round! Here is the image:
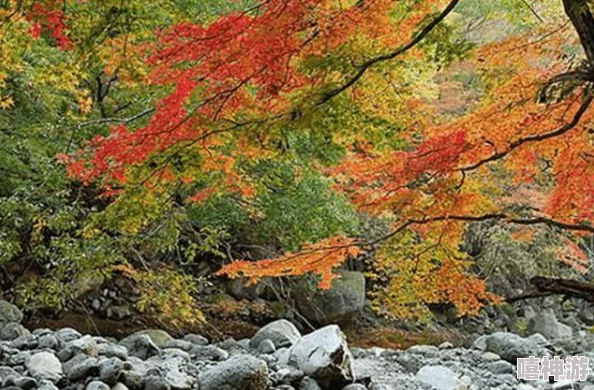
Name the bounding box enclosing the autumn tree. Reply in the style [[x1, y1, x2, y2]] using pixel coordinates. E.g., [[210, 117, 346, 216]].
[[4, 0, 594, 321]]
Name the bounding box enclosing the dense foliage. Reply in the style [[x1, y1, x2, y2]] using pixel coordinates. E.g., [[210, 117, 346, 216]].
[[1, 0, 594, 323]]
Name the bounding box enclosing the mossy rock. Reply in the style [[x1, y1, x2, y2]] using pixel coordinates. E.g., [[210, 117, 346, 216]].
[[293, 271, 365, 325]]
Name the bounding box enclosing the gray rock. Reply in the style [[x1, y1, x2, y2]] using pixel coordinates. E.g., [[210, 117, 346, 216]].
[[529, 309, 572, 340], [129, 329, 173, 348], [393, 352, 424, 373], [63, 354, 98, 381], [481, 352, 501, 362], [121, 368, 145, 390], [294, 271, 365, 324], [415, 365, 459, 390], [38, 334, 59, 350], [298, 377, 322, 390], [0, 301, 23, 324], [0, 366, 20, 379], [190, 345, 228, 361], [483, 332, 548, 363], [579, 307, 594, 326], [25, 352, 63, 383], [407, 345, 439, 357], [164, 340, 193, 351], [258, 339, 277, 354], [238, 338, 251, 349], [37, 380, 59, 390], [98, 343, 128, 360], [14, 377, 37, 390], [11, 334, 37, 350], [217, 337, 249, 356], [368, 386, 393, 390], [199, 354, 268, 390], [523, 306, 536, 321], [56, 347, 72, 362], [112, 383, 129, 390], [275, 347, 291, 367], [86, 381, 110, 390], [164, 367, 195, 390], [250, 320, 302, 349], [276, 367, 304, 384], [527, 333, 550, 346], [119, 334, 159, 360], [182, 334, 209, 346], [4, 350, 31, 366], [552, 380, 579, 390], [0, 323, 30, 341], [65, 335, 99, 356], [227, 277, 267, 301], [32, 328, 52, 336], [144, 375, 170, 390], [288, 325, 353, 381], [99, 357, 124, 385], [472, 335, 488, 351], [487, 360, 514, 374], [341, 385, 366, 390], [55, 328, 82, 345], [161, 348, 191, 361]]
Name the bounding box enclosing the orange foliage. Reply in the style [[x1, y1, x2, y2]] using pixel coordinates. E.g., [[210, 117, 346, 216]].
[[217, 236, 361, 289]]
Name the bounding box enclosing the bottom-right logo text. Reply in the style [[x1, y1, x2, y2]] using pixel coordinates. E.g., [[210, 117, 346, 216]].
[[517, 356, 589, 382]]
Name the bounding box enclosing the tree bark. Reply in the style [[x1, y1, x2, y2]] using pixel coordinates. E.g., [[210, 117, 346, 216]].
[[564, 0, 594, 64]]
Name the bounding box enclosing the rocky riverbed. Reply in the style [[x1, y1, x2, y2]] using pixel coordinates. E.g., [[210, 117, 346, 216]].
[[2, 299, 594, 390]]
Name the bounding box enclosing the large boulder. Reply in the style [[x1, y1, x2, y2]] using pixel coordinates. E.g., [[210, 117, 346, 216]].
[[226, 277, 268, 301], [0, 300, 23, 324], [26, 352, 63, 383], [288, 325, 354, 382], [294, 271, 365, 324], [483, 332, 548, 363], [528, 309, 572, 340], [249, 320, 302, 349], [415, 366, 459, 390], [199, 355, 268, 390]]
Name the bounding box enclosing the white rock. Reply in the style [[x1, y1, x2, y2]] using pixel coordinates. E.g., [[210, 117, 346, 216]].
[[481, 352, 500, 362], [250, 319, 301, 349], [415, 366, 459, 390], [289, 325, 354, 381], [26, 352, 63, 383]]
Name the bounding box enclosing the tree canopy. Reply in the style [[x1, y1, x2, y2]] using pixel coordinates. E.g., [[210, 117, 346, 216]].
[[2, 0, 594, 323]]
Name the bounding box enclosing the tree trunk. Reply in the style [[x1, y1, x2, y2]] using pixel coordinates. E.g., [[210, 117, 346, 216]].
[[564, 0, 594, 64]]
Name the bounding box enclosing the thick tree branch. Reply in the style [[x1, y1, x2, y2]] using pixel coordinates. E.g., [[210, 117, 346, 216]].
[[317, 0, 460, 105], [369, 213, 594, 247], [508, 276, 594, 303]]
